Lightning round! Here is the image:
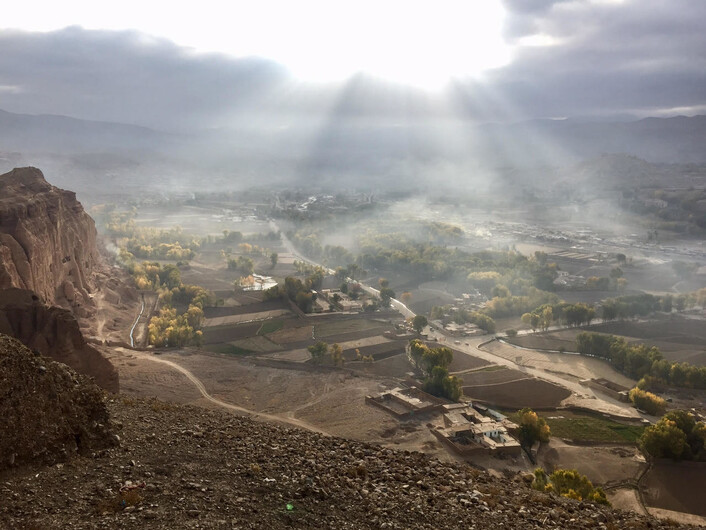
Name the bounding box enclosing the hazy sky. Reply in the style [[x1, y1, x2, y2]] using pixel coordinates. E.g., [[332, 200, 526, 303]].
[[1, 0, 705, 130]]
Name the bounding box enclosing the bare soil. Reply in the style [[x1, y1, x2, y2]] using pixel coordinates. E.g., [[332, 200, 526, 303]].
[[458, 367, 529, 386], [537, 439, 646, 486], [109, 348, 451, 458], [642, 462, 706, 517], [607, 489, 647, 517], [481, 339, 636, 388], [463, 378, 572, 409]]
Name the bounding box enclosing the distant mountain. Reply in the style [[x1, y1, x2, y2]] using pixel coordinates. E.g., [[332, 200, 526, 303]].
[[1, 108, 705, 193], [0, 109, 180, 156]]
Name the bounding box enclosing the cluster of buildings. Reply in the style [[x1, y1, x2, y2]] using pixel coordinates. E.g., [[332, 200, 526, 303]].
[[580, 377, 630, 402], [432, 402, 521, 456], [318, 288, 364, 312], [553, 270, 587, 288], [367, 387, 521, 457]]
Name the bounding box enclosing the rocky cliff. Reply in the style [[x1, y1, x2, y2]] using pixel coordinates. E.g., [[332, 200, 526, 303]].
[[0, 167, 126, 390], [0, 167, 99, 312], [0, 288, 119, 391]]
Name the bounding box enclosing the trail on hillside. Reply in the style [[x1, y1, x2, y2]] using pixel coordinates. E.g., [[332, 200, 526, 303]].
[[130, 350, 330, 436]]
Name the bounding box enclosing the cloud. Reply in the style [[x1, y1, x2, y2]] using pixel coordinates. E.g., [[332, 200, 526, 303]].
[[0, 27, 290, 130], [489, 0, 706, 117], [0, 1, 705, 131]]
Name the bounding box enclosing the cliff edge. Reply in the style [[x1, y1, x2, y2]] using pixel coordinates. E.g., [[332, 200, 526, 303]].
[[0, 167, 129, 390], [0, 167, 99, 311], [0, 288, 119, 392]]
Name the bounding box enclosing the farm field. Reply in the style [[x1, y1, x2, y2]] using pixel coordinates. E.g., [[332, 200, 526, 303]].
[[535, 410, 645, 443], [132, 349, 454, 462], [505, 330, 582, 352], [448, 352, 491, 372], [642, 462, 706, 517], [587, 317, 706, 366], [481, 339, 636, 388], [458, 366, 528, 386], [462, 377, 571, 409]]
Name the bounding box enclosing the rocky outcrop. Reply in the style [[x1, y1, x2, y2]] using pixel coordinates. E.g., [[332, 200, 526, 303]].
[[0, 397, 696, 528], [0, 167, 99, 311], [0, 288, 118, 392], [0, 334, 116, 472], [0, 167, 123, 390]]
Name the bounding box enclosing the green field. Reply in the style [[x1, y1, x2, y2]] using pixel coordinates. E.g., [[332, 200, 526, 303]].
[[544, 414, 644, 443], [505, 410, 645, 443], [257, 319, 285, 336]]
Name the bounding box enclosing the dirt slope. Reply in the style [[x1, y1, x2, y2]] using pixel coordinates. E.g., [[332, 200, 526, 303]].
[[0, 334, 116, 471], [1, 394, 699, 529]]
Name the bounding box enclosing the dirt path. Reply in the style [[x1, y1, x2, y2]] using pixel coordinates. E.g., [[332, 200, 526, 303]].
[[128, 350, 331, 436], [129, 297, 145, 347]]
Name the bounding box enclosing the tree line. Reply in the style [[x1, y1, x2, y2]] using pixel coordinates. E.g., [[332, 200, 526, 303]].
[[131, 262, 215, 347], [576, 332, 706, 390]]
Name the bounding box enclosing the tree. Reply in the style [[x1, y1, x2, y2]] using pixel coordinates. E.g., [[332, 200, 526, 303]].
[[407, 339, 461, 402], [540, 306, 553, 331], [412, 315, 428, 334], [534, 468, 609, 505], [422, 366, 462, 402], [379, 287, 396, 308], [270, 252, 278, 268], [346, 263, 362, 280], [522, 312, 540, 331], [401, 291, 412, 304], [308, 341, 328, 364], [329, 343, 344, 366], [629, 387, 666, 416], [517, 408, 551, 452], [640, 410, 706, 461], [640, 418, 688, 460]]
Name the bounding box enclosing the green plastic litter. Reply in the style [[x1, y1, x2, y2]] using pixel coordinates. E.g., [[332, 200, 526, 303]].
[[286, 503, 294, 511]]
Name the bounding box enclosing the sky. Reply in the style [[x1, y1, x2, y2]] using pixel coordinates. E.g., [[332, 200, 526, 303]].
[[1, 0, 706, 131]]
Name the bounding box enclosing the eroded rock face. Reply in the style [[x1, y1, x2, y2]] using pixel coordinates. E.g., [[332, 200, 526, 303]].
[[0, 288, 118, 392], [0, 167, 120, 391], [0, 334, 117, 472], [0, 167, 99, 309]]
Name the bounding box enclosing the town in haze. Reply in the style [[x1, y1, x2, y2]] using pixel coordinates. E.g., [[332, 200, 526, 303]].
[[1, 1, 706, 528]]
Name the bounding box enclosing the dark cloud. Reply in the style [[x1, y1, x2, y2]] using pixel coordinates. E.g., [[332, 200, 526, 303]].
[[0, 27, 291, 130], [487, 0, 706, 117], [0, 0, 705, 131]]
